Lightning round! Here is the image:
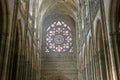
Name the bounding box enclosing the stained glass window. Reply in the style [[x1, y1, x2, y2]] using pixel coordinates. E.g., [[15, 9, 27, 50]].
[[45, 21, 73, 53]]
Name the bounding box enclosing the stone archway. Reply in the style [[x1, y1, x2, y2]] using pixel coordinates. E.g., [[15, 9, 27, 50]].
[[41, 5, 77, 79]]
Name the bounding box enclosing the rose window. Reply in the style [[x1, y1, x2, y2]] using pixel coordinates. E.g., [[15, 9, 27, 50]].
[[45, 21, 73, 52], [54, 35, 64, 44]]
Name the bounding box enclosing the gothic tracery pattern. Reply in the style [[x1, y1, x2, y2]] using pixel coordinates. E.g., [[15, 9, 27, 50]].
[[45, 21, 73, 52]]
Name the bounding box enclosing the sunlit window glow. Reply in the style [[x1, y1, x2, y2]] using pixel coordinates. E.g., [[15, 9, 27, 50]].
[[45, 21, 73, 53]]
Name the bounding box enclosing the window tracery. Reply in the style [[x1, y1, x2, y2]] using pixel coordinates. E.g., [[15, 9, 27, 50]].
[[45, 21, 73, 53]]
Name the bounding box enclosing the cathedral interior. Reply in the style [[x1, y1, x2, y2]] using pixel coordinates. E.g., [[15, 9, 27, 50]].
[[0, 0, 120, 80]]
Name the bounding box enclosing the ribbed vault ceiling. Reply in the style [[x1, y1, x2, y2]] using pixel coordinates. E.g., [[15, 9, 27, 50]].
[[39, 0, 79, 22]]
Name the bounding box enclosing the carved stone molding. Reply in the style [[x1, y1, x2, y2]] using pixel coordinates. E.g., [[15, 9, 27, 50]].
[[90, 0, 100, 21]]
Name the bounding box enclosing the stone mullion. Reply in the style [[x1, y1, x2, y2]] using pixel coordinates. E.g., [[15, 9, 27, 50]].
[[34, 0, 40, 79], [31, 0, 37, 79], [90, 43, 94, 80], [91, 31, 96, 80], [88, 43, 91, 80], [81, 49, 85, 80], [89, 47, 91, 80], [98, 46, 103, 80], [93, 46, 96, 80], [85, 41, 88, 80], [85, 46, 88, 80], [25, 36, 29, 80], [93, 55, 96, 80], [90, 5, 95, 78], [94, 52, 100, 80], [83, 46, 86, 80], [7, 1, 19, 80], [89, 62, 92, 80], [97, 53, 100, 80], [93, 53, 96, 80], [90, 42, 93, 80], [9, 26, 17, 80], [84, 2, 88, 78], [87, 0, 96, 80], [28, 0, 37, 79], [87, 49, 89, 80], [100, 49, 108, 80], [77, 7, 80, 79], [91, 56, 94, 80], [24, 0, 30, 79], [93, 53, 97, 80]]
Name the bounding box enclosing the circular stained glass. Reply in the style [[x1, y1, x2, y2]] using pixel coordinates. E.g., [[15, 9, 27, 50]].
[[46, 21, 73, 52], [54, 35, 64, 44]]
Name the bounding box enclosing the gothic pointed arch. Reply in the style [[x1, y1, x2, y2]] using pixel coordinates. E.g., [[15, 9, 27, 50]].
[[41, 3, 77, 79], [42, 14, 76, 54], [39, 0, 77, 23]]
